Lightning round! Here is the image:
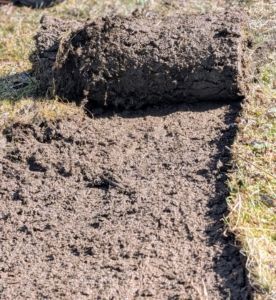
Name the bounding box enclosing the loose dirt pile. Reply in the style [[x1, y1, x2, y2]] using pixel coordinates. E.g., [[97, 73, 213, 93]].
[[0, 101, 251, 299]]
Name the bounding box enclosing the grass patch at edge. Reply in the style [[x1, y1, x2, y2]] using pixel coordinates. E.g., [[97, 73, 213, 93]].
[[226, 2, 276, 299]]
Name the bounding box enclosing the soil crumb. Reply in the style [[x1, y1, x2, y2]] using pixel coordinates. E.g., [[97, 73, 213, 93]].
[[0, 102, 251, 299]]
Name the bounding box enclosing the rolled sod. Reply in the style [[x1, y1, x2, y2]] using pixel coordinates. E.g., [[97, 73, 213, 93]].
[[33, 11, 250, 108]]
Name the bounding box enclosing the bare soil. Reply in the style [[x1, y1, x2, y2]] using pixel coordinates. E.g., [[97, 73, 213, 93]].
[[0, 101, 251, 299]]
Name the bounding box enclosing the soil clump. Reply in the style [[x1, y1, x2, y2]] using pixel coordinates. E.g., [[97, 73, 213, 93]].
[[0, 101, 251, 299]]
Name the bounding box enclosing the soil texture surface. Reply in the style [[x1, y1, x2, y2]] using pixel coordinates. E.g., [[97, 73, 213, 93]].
[[0, 102, 251, 299]]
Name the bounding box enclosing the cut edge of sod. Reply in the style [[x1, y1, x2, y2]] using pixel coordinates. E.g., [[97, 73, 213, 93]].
[[226, 2, 276, 299]]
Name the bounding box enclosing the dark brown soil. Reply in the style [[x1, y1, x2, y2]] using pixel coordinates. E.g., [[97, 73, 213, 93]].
[[33, 11, 250, 108], [0, 101, 251, 299]]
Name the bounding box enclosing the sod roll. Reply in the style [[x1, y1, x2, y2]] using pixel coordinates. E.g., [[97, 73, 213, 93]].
[[33, 11, 250, 108]]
